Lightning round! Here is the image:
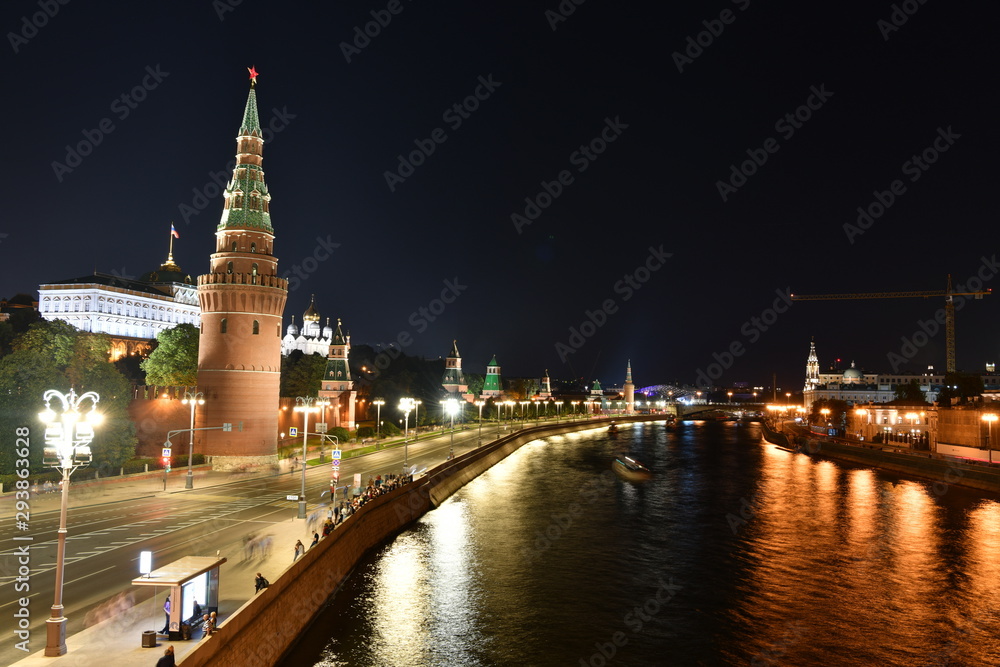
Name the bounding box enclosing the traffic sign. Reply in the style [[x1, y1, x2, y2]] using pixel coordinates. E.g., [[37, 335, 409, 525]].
[[332, 449, 342, 459], [162, 447, 171, 457], [289, 427, 298, 437], [316, 422, 328, 433], [331, 459, 340, 468]]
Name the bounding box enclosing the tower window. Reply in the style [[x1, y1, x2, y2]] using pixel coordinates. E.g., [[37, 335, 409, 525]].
[[220, 318, 227, 334], [252, 263, 258, 275], [250, 242, 256, 253], [253, 320, 259, 335], [227, 261, 234, 274], [232, 242, 238, 252]]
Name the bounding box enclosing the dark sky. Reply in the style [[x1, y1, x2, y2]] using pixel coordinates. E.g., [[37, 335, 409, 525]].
[[3, 1, 997, 393]]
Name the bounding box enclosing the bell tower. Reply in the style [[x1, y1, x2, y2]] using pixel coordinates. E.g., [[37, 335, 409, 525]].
[[196, 69, 288, 470]]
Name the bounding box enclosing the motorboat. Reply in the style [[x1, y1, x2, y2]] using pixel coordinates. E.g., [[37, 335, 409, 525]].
[[612, 456, 652, 482]]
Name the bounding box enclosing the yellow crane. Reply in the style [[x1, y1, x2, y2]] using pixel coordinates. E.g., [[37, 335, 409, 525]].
[[791, 276, 990, 374]]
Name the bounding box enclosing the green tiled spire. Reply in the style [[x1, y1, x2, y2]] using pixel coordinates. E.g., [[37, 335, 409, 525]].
[[217, 83, 273, 233], [481, 355, 501, 396], [241, 87, 261, 137]]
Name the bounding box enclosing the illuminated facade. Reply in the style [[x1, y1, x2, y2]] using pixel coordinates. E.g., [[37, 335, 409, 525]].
[[38, 254, 198, 361], [318, 318, 356, 430], [195, 75, 288, 470]]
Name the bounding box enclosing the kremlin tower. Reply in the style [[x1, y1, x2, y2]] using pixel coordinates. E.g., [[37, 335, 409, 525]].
[[624, 360, 635, 414], [441, 340, 469, 399], [319, 318, 357, 430], [195, 69, 288, 470]]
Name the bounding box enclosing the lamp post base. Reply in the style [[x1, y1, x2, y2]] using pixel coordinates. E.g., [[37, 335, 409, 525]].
[[297, 500, 306, 519], [185, 471, 193, 489], [44, 614, 67, 656]]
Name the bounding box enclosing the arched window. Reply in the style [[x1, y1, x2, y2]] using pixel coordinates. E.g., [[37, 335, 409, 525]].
[[253, 320, 260, 335], [252, 263, 258, 276], [232, 242, 238, 252], [220, 318, 227, 334], [250, 242, 256, 253], [227, 261, 234, 274]]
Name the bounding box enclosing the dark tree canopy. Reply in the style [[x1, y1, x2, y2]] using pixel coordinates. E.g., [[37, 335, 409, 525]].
[[140, 323, 199, 387]]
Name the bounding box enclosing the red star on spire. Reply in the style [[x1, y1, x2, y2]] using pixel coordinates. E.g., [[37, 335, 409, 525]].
[[248, 66, 259, 85]]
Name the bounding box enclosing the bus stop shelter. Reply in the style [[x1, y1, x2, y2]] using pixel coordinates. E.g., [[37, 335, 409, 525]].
[[132, 555, 227, 642]]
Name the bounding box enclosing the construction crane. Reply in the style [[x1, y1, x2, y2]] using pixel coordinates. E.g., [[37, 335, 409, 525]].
[[791, 276, 990, 374]]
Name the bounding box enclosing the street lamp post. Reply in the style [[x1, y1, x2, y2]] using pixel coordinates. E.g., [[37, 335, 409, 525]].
[[982, 413, 998, 449], [519, 400, 530, 429], [475, 400, 485, 446], [39, 388, 101, 656], [571, 401, 580, 419], [373, 399, 385, 447], [413, 399, 422, 442], [444, 398, 459, 459], [555, 401, 564, 423], [181, 391, 204, 490], [293, 397, 321, 519], [399, 398, 415, 475]]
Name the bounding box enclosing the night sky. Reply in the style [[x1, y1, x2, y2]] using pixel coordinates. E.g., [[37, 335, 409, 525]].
[[3, 1, 997, 392]]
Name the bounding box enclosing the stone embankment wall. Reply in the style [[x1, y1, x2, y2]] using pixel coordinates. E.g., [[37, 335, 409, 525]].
[[179, 416, 644, 667]]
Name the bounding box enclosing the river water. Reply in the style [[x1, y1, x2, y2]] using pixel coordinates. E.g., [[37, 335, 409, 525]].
[[280, 420, 1000, 666]]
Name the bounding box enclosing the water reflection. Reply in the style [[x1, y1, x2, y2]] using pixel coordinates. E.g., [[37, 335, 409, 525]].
[[284, 421, 1000, 666]]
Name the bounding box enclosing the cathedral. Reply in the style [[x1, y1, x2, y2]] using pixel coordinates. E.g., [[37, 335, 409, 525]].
[[281, 295, 333, 356]]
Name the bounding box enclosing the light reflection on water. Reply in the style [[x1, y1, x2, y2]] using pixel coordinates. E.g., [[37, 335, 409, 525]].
[[282, 420, 1000, 666]]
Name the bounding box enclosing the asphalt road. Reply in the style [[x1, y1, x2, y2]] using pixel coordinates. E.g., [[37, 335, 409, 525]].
[[0, 424, 510, 666]]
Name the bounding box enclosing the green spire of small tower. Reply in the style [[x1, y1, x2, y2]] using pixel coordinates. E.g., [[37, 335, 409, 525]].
[[481, 355, 502, 397], [218, 74, 272, 233]]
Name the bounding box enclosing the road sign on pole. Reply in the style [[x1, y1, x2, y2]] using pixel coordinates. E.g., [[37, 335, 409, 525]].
[[162, 447, 172, 458], [332, 449, 342, 459], [289, 427, 298, 437], [331, 459, 340, 468]]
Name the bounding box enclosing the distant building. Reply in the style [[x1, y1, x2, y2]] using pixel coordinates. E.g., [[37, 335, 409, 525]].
[[802, 340, 943, 409], [537, 369, 552, 399], [624, 360, 635, 414], [442, 340, 474, 402], [38, 246, 199, 361]]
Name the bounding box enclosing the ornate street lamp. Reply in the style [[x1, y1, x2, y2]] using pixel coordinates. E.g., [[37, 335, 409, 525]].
[[180, 391, 204, 489], [39, 388, 101, 656], [293, 396, 321, 519], [982, 413, 998, 449]]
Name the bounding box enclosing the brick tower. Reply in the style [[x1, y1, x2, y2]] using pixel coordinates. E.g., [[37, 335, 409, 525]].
[[196, 69, 288, 470]]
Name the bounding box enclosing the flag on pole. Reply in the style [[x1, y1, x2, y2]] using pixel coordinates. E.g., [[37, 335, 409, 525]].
[[170, 224, 180, 239]]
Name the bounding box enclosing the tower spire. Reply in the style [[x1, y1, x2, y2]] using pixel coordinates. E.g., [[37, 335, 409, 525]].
[[219, 72, 271, 233]]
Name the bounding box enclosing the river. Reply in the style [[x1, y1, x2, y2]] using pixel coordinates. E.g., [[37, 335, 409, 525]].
[[279, 419, 1000, 666]]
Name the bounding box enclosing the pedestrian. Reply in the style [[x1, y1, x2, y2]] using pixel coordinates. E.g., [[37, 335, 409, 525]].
[[293, 539, 304, 561], [161, 595, 171, 634], [156, 645, 175, 667], [192, 598, 202, 621], [200, 614, 212, 639], [254, 572, 269, 592], [209, 611, 218, 634], [310, 532, 320, 548]]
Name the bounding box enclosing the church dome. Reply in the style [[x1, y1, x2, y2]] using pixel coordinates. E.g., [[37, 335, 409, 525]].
[[843, 362, 863, 382], [303, 295, 320, 323], [322, 318, 333, 339], [286, 315, 299, 336]]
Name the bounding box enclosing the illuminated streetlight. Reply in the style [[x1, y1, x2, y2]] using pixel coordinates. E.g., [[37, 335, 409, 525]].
[[293, 397, 322, 519], [180, 391, 204, 490], [39, 388, 101, 656], [399, 398, 415, 475], [519, 400, 530, 429], [983, 413, 998, 448], [444, 398, 459, 459], [571, 401, 580, 419], [373, 399, 385, 446], [555, 400, 564, 423], [475, 400, 486, 446]]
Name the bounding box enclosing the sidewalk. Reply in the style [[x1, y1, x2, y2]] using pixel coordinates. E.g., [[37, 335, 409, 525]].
[[9, 459, 358, 667], [12, 507, 313, 666]]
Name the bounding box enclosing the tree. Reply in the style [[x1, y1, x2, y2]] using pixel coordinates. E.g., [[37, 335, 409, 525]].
[[141, 323, 199, 386], [280, 351, 326, 397], [894, 379, 926, 403], [465, 373, 484, 397], [0, 321, 137, 475], [936, 372, 985, 405], [810, 398, 850, 428]]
